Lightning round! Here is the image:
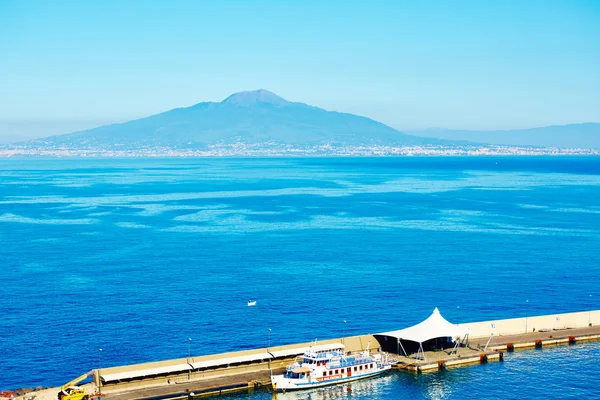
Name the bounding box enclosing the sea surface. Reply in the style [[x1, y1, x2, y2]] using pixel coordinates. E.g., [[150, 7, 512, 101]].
[[1, 157, 599, 398]]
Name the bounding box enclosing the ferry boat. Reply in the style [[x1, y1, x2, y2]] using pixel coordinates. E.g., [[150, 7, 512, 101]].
[[271, 342, 391, 392]]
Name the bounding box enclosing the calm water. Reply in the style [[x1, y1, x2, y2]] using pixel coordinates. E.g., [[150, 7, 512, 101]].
[[1, 157, 599, 397]]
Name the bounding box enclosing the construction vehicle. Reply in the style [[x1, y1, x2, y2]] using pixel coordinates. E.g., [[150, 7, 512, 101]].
[[57, 372, 90, 400]]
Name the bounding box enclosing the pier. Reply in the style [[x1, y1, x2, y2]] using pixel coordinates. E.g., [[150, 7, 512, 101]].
[[11, 310, 600, 400]]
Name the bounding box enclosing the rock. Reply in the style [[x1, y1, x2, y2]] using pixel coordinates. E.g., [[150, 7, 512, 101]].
[[16, 388, 33, 395]]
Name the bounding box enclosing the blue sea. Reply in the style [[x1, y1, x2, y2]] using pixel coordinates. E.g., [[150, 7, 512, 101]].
[[1, 157, 599, 398]]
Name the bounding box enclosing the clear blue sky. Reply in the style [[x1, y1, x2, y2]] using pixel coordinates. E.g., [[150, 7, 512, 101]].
[[0, 0, 599, 142]]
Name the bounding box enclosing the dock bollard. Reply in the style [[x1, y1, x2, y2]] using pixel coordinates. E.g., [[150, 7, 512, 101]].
[[568, 336, 576, 345], [437, 360, 446, 370], [506, 343, 514, 352], [479, 354, 488, 364], [535, 340, 543, 349]]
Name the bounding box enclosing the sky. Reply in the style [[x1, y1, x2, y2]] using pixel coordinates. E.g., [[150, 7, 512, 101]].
[[0, 0, 599, 143]]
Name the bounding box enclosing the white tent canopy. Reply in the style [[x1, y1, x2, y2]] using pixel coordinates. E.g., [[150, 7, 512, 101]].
[[379, 307, 470, 344]]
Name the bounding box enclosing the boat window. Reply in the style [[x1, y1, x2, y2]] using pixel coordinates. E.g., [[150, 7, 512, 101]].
[[329, 370, 333, 376], [354, 367, 357, 371], [323, 372, 326, 377]]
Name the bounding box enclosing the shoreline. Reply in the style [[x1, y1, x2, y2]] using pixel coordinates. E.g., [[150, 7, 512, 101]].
[[1, 145, 600, 158]]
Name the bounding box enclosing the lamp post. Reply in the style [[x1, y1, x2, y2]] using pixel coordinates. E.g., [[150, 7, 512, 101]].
[[456, 306, 460, 325], [268, 328, 272, 374], [525, 300, 529, 333], [589, 295, 593, 326], [187, 338, 192, 381], [343, 320, 346, 344], [98, 348, 103, 393]]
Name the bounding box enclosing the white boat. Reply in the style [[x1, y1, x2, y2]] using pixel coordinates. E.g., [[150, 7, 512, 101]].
[[271, 342, 391, 392], [248, 300, 257, 306]]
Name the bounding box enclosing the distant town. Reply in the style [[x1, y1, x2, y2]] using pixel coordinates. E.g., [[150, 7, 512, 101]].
[[1, 143, 598, 157]]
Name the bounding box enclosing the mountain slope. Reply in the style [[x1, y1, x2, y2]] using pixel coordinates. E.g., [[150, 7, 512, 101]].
[[409, 123, 600, 148], [28, 90, 440, 149]]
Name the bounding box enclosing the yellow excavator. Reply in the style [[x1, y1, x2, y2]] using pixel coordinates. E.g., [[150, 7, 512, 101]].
[[57, 372, 91, 400]]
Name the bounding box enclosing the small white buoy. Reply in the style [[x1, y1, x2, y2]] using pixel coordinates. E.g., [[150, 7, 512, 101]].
[[248, 300, 257, 307]]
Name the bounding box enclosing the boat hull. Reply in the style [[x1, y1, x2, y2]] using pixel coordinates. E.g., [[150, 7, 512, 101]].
[[272, 365, 391, 392]]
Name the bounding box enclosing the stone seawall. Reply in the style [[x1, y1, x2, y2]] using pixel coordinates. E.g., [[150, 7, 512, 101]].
[[459, 310, 599, 338]]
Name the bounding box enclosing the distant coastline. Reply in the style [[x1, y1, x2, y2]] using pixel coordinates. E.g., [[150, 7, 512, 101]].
[[1, 144, 599, 157]]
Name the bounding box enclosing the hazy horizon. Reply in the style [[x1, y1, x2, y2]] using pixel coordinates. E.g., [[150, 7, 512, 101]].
[[1, 115, 599, 145], [0, 88, 598, 145]]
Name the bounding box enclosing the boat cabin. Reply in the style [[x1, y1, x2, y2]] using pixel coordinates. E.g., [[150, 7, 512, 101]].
[[284, 366, 311, 379]]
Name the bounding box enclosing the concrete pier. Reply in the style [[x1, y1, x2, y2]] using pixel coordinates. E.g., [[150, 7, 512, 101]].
[[392, 325, 600, 373], [95, 335, 377, 397], [12, 310, 600, 400], [392, 347, 502, 372]]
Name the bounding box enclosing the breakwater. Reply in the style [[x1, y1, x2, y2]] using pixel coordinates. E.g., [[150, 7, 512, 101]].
[[9, 310, 600, 400]]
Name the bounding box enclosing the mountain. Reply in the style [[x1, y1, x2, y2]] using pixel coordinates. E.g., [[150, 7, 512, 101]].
[[22, 90, 440, 150], [409, 123, 600, 149]]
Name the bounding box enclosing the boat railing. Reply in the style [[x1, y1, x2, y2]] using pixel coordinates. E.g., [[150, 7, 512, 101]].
[[329, 356, 373, 369], [304, 350, 344, 359]]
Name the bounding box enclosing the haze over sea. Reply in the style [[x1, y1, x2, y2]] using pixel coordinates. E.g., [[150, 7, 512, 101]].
[[1, 157, 599, 398]]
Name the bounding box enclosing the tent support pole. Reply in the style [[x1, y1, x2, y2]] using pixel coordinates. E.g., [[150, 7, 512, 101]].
[[450, 339, 460, 355], [451, 333, 470, 355], [484, 333, 494, 351], [398, 339, 407, 357]]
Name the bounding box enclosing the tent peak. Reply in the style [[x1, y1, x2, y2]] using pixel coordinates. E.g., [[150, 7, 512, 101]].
[[377, 307, 471, 344]]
